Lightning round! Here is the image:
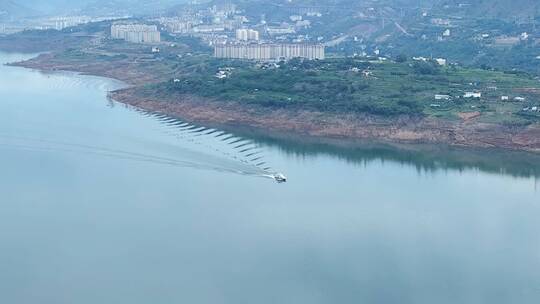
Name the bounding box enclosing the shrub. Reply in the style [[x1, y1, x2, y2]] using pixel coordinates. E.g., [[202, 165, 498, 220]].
[[395, 54, 408, 63], [413, 61, 440, 75]]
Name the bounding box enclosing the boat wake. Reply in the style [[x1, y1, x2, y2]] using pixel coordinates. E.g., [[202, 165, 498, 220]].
[[1, 56, 283, 182], [131, 108, 284, 179], [0, 110, 282, 182]]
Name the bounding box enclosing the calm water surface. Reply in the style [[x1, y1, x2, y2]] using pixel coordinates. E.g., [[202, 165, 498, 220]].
[[1, 52, 539, 304]]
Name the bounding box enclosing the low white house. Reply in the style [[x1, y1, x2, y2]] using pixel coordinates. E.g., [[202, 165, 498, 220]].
[[215, 70, 229, 79], [435, 94, 451, 100], [501, 96, 509, 101], [464, 92, 482, 98], [290, 15, 303, 22], [514, 97, 526, 102], [413, 56, 428, 61], [435, 58, 447, 66]]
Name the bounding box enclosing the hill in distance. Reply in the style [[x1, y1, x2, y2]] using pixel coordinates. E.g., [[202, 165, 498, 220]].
[[0, 0, 39, 19]]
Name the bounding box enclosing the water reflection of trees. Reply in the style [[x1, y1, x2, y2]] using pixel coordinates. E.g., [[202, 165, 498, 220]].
[[240, 129, 540, 179]]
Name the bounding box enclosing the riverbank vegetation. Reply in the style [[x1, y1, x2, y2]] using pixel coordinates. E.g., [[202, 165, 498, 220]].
[[156, 55, 540, 123]]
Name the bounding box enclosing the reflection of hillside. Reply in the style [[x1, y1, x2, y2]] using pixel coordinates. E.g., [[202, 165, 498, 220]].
[[230, 126, 540, 179]]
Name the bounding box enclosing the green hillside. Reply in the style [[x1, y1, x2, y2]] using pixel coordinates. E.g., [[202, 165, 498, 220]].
[[131, 55, 540, 124]]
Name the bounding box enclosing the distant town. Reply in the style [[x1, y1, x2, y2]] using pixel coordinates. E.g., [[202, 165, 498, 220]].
[[2, 1, 539, 66], [1, 2, 328, 61], [101, 3, 326, 61]]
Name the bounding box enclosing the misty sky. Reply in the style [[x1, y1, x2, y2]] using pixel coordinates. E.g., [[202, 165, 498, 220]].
[[16, 0, 86, 12], [5, 0, 188, 14]]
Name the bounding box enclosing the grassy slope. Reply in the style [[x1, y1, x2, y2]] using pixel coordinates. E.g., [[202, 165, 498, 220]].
[[158, 56, 540, 124]]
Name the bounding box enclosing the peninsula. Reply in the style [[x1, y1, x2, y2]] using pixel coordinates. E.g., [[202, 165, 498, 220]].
[[2, 21, 540, 153]]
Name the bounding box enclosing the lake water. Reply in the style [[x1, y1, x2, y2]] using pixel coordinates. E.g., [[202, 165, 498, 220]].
[[1, 52, 539, 304]]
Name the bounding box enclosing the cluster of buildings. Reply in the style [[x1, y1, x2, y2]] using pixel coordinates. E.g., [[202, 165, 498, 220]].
[[236, 29, 259, 41], [412, 56, 447, 66], [0, 24, 9, 35], [523, 106, 540, 113], [432, 91, 535, 107], [155, 3, 244, 36], [48, 15, 126, 30], [153, 1, 323, 46], [209, 3, 238, 18], [111, 23, 161, 43], [1, 15, 127, 35], [148, 3, 326, 61], [265, 23, 296, 36], [159, 17, 196, 34], [46, 16, 92, 30], [214, 43, 325, 61]]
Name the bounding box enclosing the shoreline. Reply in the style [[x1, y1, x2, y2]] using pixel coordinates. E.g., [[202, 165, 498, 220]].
[[10, 53, 540, 154], [110, 87, 540, 153]]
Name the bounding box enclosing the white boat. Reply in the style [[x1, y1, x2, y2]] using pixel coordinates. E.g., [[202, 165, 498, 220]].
[[273, 173, 287, 183]]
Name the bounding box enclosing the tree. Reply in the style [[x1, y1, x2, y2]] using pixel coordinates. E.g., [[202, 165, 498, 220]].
[[395, 54, 408, 63], [413, 61, 440, 75]]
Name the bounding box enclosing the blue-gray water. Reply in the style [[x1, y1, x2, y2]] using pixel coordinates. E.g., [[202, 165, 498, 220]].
[[1, 52, 539, 304]]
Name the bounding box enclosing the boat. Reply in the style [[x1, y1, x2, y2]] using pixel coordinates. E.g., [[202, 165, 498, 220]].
[[273, 173, 287, 183]]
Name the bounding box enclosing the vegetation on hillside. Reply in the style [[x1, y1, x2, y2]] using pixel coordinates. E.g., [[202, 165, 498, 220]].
[[154, 56, 540, 122]]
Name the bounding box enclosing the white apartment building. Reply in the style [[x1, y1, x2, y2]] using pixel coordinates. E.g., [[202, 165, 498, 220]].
[[193, 24, 226, 33], [236, 29, 259, 41], [52, 16, 91, 30], [111, 23, 161, 43], [160, 18, 195, 34], [266, 25, 295, 35], [464, 92, 482, 98], [214, 43, 325, 61]]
